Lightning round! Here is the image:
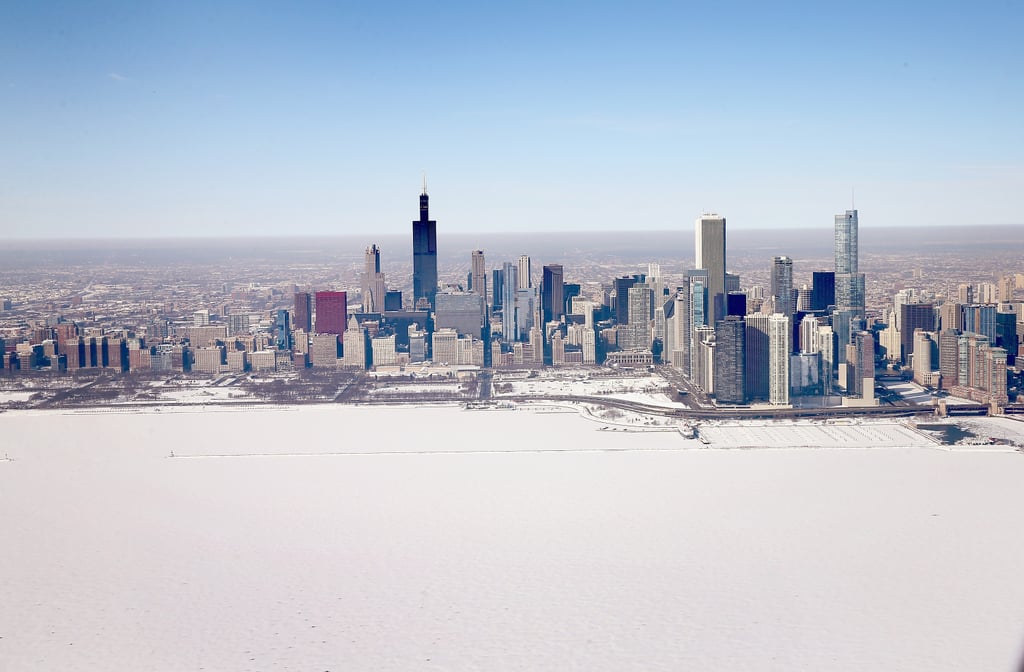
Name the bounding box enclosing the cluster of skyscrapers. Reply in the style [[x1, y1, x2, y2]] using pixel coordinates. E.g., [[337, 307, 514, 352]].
[[1, 185, 1018, 410]]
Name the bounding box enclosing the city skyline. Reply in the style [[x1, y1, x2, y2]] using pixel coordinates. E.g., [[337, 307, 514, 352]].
[[2, 2, 1023, 239]]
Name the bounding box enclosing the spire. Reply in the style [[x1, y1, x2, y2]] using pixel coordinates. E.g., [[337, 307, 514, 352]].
[[422, 172, 427, 195]]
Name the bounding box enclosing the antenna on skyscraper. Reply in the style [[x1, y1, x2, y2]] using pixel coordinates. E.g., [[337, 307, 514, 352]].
[[422, 172, 428, 195]]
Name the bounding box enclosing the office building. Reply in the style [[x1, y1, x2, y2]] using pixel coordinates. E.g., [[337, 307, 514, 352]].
[[501, 262, 519, 341], [768, 313, 790, 405], [687, 269, 709, 329], [275, 310, 292, 350], [695, 214, 727, 323], [811, 271, 835, 311], [834, 210, 865, 347], [912, 330, 937, 386], [517, 255, 532, 289], [900, 303, 934, 366], [668, 281, 691, 374], [363, 245, 381, 312], [342, 316, 368, 370], [613, 275, 637, 325], [314, 291, 347, 337], [371, 333, 397, 367], [962, 304, 997, 343], [293, 292, 312, 332], [412, 185, 438, 309], [742, 314, 770, 401], [817, 324, 835, 395], [542, 264, 564, 324], [471, 250, 486, 298], [624, 285, 652, 351], [770, 256, 794, 317], [714, 316, 746, 403], [309, 333, 340, 367], [435, 292, 485, 337], [849, 331, 875, 399], [491, 268, 505, 310], [727, 292, 747, 317], [384, 290, 403, 312]]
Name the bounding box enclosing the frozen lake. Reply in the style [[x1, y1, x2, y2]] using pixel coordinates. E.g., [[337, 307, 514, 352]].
[[2, 405, 1024, 670]]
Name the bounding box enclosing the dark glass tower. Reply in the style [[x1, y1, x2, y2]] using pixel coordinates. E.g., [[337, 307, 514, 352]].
[[811, 271, 835, 311], [412, 186, 438, 310], [714, 316, 746, 403], [542, 264, 564, 324]]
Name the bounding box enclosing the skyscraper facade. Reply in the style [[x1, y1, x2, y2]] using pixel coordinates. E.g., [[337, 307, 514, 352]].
[[670, 279, 691, 374], [293, 291, 312, 332], [687, 269, 709, 330], [471, 250, 486, 298], [412, 187, 438, 309], [625, 285, 652, 351], [770, 256, 794, 317], [517, 255, 532, 289], [614, 275, 637, 325], [744, 313, 770, 401], [835, 210, 858, 275], [695, 214, 727, 323], [435, 292, 485, 337], [811, 271, 836, 311], [314, 291, 347, 337], [501, 262, 519, 342], [275, 309, 292, 350], [363, 245, 381, 312], [542, 264, 564, 324], [900, 303, 935, 366], [768, 313, 791, 405], [834, 209, 865, 348], [714, 316, 746, 403], [491, 268, 505, 311]]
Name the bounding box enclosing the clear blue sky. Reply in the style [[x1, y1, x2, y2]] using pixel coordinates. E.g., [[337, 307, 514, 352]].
[[1, 1, 1021, 238]]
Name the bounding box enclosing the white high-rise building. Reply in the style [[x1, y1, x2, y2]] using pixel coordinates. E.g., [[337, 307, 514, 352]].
[[370, 333, 396, 367], [342, 315, 367, 370], [817, 324, 835, 396], [669, 287, 691, 372], [768, 313, 791, 405], [517, 255, 532, 290], [799, 314, 820, 354], [431, 328, 459, 365]]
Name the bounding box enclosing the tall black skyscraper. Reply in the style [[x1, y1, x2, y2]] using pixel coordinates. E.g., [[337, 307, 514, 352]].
[[412, 184, 438, 310], [542, 264, 564, 324], [714, 316, 746, 404], [614, 275, 639, 325], [811, 271, 835, 311]]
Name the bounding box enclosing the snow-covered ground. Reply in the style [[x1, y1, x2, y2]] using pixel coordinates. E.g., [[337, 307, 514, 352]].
[[493, 372, 683, 408], [3, 405, 1024, 671], [0, 391, 35, 403], [883, 380, 977, 406], [696, 419, 938, 449], [372, 383, 468, 396], [155, 386, 255, 403]]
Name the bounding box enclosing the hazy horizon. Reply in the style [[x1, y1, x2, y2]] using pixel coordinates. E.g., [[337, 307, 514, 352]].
[[3, 224, 1023, 274]]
